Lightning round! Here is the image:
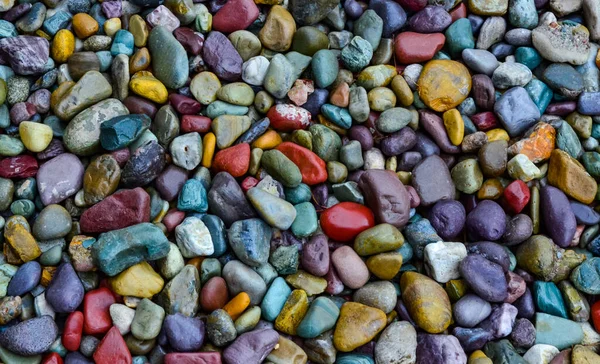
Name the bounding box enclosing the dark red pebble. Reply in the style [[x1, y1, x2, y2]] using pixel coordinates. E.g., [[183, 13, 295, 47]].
[[0, 155, 38, 178], [173, 27, 204, 55], [93, 326, 132, 364], [63, 311, 84, 351], [320, 202, 375, 242], [169, 93, 202, 115], [164, 352, 222, 364], [503, 180, 530, 214], [212, 0, 259, 33], [123, 95, 157, 119], [395, 0, 427, 12], [181, 115, 212, 133], [79, 188, 151, 233], [471, 111, 499, 131], [83, 288, 117, 335], [241, 176, 259, 192], [42, 352, 63, 364]]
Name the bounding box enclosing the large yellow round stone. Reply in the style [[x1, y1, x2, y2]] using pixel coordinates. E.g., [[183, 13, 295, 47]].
[[333, 302, 387, 352], [108, 261, 164, 298], [129, 75, 168, 104], [418, 60, 472, 112], [51, 29, 75, 63], [400, 271, 452, 333]]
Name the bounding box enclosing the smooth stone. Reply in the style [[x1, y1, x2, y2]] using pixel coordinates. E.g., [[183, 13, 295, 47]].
[[37, 153, 84, 205], [411, 155, 455, 206], [223, 261, 267, 306], [401, 271, 452, 334], [53, 71, 112, 121], [208, 172, 256, 227], [333, 302, 386, 352], [32, 204, 72, 240], [453, 294, 492, 328], [222, 329, 279, 364], [174, 216, 214, 258], [535, 312, 584, 350], [417, 334, 467, 364], [296, 296, 339, 339], [460, 255, 508, 302], [462, 49, 499, 76], [532, 21, 590, 65], [228, 218, 271, 267], [247, 187, 296, 230], [7, 261, 41, 297]]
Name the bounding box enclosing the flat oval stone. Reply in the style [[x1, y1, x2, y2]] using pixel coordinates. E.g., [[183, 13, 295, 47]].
[[37, 153, 84, 205], [460, 254, 508, 302], [358, 169, 411, 228], [32, 204, 72, 240], [6, 261, 40, 296], [0, 316, 58, 356]]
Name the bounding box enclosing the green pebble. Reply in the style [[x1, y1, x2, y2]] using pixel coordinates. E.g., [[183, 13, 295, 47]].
[[148, 26, 189, 89], [556, 121, 583, 159], [234, 306, 261, 335], [445, 18, 475, 58], [14, 178, 36, 201], [353, 9, 383, 51], [269, 245, 299, 275], [291, 202, 318, 238], [297, 297, 340, 339], [40, 245, 64, 266], [261, 150, 303, 188], [341, 36, 373, 73], [0, 135, 24, 157], [451, 159, 484, 194], [310, 124, 342, 162], [311, 49, 339, 88], [200, 258, 222, 285], [10, 199, 35, 218], [327, 161, 348, 184], [525, 79, 553, 115], [582, 152, 600, 178], [339, 141, 364, 171], [205, 101, 248, 119], [291, 26, 330, 56], [332, 181, 364, 204]]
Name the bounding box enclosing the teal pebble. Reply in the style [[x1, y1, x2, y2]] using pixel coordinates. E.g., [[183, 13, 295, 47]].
[[205, 101, 248, 119], [433, 51, 451, 60], [321, 104, 352, 129], [0, 135, 24, 157], [269, 246, 299, 275], [524, 79, 553, 115], [312, 49, 339, 88], [0, 105, 9, 128], [310, 124, 342, 162], [515, 47, 542, 70], [445, 18, 475, 58], [284, 183, 312, 204], [353, 9, 383, 51], [260, 277, 292, 321], [296, 296, 340, 339], [43, 115, 68, 137], [556, 121, 583, 159], [336, 354, 375, 364], [291, 202, 318, 238], [100, 114, 151, 150], [403, 218, 441, 259], [340, 36, 373, 73], [10, 199, 35, 218], [462, 115, 477, 135], [570, 257, 600, 294], [14, 178, 36, 200], [582, 152, 600, 178], [533, 281, 568, 318], [534, 312, 583, 350], [178, 179, 208, 213], [508, 0, 538, 29], [111, 30, 135, 56], [96, 51, 113, 72], [200, 258, 222, 284], [0, 20, 17, 38], [397, 240, 413, 263]]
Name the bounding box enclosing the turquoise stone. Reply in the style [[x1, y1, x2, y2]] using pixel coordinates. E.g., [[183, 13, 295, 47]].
[[462, 115, 477, 135], [570, 257, 600, 294], [14, 178, 36, 200], [96, 51, 113, 72], [321, 104, 352, 129], [433, 51, 451, 60], [397, 240, 413, 263], [556, 121, 583, 159], [515, 47, 542, 70], [291, 202, 318, 238], [0, 135, 24, 157], [91, 223, 170, 276], [203, 215, 227, 258], [0, 20, 17, 38], [534, 312, 584, 350], [100, 114, 151, 151], [10, 199, 35, 218], [296, 297, 340, 339], [43, 115, 68, 137], [205, 101, 248, 119], [533, 281, 568, 318], [41, 11, 71, 36], [178, 179, 208, 213], [524, 79, 553, 115], [445, 18, 475, 58], [582, 152, 600, 178], [592, 124, 600, 139], [261, 277, 292, 321], [284, 183, 312, 204], [311, 49, 339, 88], [111, 29, 135, 56], [336, 354, 375, 364]]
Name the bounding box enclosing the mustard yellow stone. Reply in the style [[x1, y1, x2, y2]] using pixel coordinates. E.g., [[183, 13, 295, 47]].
[[397, 171, 411, 185], [400, 271, 452, 333], [468, 0, 508, 15], [572, 345, 600, 363], [356, 65, 397, 90], [445, 279, 468, 302], [443, 109, 464, 146], [19, 121, 53, 152], [41, 267, 55, 287], [51, 29, 75, 63], [252, 129, 282, 149], [103, 17, 122, 37], [418, 60, 472, 112], [190, 71, 221, 105], [486, 128, 510, 142], [259, 5, 296, 52], [129, 47, 151, 74], [391, 75, 414, 107], [129, 75, 168, 104], [72, 13, 99, 39], [284, 270, 327, 296], [108, 261, 164, 298], [477, 178, 504, 200], [274, 289, 309, 335], [548, 149, 598, 204], [318, 114, 347, 135], [129, 14, 148, 47], [4, 224, 41, 263], [333, 302, 387, 352], [35, 30, 51, 41], [468, 350, 493, 364], [366, 252, 403, 280], [202, 132, 216, 168]]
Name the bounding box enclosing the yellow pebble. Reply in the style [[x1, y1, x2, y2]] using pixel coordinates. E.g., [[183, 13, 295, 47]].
[[401, 271, 452, 334], [486, 128, 510, 142], [367, 86, 397, 112], [19, 121, 53, 152], [477, 178, 504, 200], [445, 279, 468, 302], [51, 29, 75, 63], [41, 267, 55, 287], [252, 129, 282, 149], [274, 289, 309, 335], [129, 14, 149, 47], [104, 18, 122, 37], [223, 292, 251, 320], [443, 109, 464, 146], [468, 350, 493, 364], [108, 261, 164, 298], [72, 13, 99, 39], [366, 252, 403, 280], [4, 224, 41, 263], [35, 30, 51, 40], [418, 60, 472, 112], [190, 71, 221, 105], [391, 75, 413, 107], [397, 171, 411, 185], [333, 302, 387, 352], [129, 75, 168, 104], [317, 114, 347, 136], [202, 132, 216, 168]]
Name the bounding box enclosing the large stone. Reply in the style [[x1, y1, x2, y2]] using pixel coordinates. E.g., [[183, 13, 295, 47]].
[[148, 26, 189, 89], [53, 71, 113, 120], [0, 36, 49, 75]]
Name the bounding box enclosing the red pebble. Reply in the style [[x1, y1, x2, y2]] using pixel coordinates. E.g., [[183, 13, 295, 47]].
[[0, 155, 38, 178], [169, 93, 202, 115], [123, 96, 157, 119], [84, 288, 117, 335], [394, 32, 445, 64], [181, 115, 212, 133], [80, 188, 150, 233], [212, 0, 259, 33], [241, 176, 259, 192], [449, 2, 467, 21], [592, 300, 600, 332], [395, 0, 426, 12], [42, 352, 64, 364], [213, 143, 251, 177], [63, 311, 84, 351], [93, 326, 132, 364], [163, 209, 186, 232], [165, 353, 222, 364], [320, 202, 375, 242], [503, 180, 530, 214], [200, 277, 229, 312], [267, 104, 311, 132], [173, 27, 204, 55], [277, 142, 328, 185], [471, 111, 499, 131]]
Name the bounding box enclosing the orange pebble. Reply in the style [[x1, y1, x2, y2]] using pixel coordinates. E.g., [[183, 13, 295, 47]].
[[223, 292, 251, 320], [252, 129, 282, 150], [72, 13, 99, 39]]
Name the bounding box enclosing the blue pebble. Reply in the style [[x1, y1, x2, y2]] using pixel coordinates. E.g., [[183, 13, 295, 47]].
[[110, 30, 134, 56]]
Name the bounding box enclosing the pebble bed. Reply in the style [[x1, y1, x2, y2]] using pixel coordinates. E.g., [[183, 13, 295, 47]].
[[1, 0, 600, 363]]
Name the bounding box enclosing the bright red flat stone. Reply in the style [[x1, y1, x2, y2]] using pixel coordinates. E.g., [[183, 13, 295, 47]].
[[84, 288, 116, 335], [213, 143, 250, 178], [212, 0, 259, 33], [164, 352, 222, 364], [181, 115, 212, 133], [320, 202, 375, 242], [79, 187, 151, 233], [471, 111, 499, 131], [277, 142, 328, 185], [394, 32, 445, 64], [592, 301, 600, 332], [93, 326, 132, 364], [42, 352, 63, 364], [267, 104, 311, 132], [503, 180, 530, 214], [63, 311, 84, 351], [0, 155, 38, 178]]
